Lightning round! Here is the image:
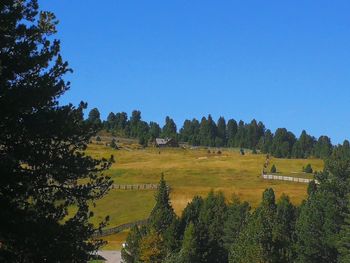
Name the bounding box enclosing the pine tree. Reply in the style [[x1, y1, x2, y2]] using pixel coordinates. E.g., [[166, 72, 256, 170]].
[[149, 174, 176, 233], [198, 191, 227, 263], [139, 230, 165, 263], [87, 107, 102, 126], [121, 225, 142, 263], [0, 1, 112, 261], [271, 164, 277, 173], [178, 223, 200, 263], [273, 194, 296, 262], [338, 197, 350, 263], [223, 195, 250, 250]]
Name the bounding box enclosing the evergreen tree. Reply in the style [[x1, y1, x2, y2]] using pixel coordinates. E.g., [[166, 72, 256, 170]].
[[121, 225, 142, 263], [115, 112, 128, 133], [0, 1, 112, 261], [178, 223, 200, 263], [313, 136, 332, 159], [226, 119, 238, 147], [149, 175, 176, 233], [223, 195, 250, 250], [197, 191, 227, 263], [260, 129, 273, 153], [139, 230, 165, 263], [216, 117, 227, 147], [230, 188, 277, 263], [130, 110, 142, 138], [303, 164, 313, 173], [229, 212, 264, 263], [149, 121, 161, 140], [235, 120, 247, 148], [295, 191, 339, 263], [271, 164, 277, 173], [271, 128, 296, 158], [162, 116, 177, 139], [87, 107, 102, 126], [338, 196, 350, 263], [273, 194, 296, 262], [179, 196, 204, 235], [106, 112, 116, 130]]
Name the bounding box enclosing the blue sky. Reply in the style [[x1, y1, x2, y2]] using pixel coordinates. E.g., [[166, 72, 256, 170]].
[[40, 1, 350, 144]]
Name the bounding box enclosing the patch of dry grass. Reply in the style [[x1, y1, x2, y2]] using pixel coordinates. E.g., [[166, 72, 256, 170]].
[[87, 144, 323, 226]]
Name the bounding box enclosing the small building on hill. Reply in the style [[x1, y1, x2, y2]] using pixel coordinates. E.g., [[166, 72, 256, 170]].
[[155, 138, 178, 147]]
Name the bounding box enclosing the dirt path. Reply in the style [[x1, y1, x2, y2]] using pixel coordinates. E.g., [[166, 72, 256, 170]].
[[97, 251, 121, 263]]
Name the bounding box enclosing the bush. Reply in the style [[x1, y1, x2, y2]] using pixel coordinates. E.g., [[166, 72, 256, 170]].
[[270, 164, 277, 173], [240, 148, 245, 155], [110, 138, 118, 149], [217, 150, 222, 154], [96, 136, 101, 142], [303, 164, 313, 173]]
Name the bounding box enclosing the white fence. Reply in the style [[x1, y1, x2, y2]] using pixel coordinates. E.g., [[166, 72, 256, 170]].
[[262, 174, 318, 184]]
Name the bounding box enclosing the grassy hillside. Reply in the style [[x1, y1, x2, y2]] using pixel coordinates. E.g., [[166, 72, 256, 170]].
[[87, 140, 323, 230]]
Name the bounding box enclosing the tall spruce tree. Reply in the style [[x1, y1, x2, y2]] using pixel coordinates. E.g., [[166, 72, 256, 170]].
[[149, 174, 176, 233], [87, 107, 101, 126], [0, 1, 112, 261], [338, 196, 350, 263]]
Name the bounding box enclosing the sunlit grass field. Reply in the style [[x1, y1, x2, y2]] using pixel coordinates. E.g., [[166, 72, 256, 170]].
[[87, 142, 324, 231]]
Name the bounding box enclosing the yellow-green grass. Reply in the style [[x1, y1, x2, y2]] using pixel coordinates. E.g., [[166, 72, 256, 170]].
[[87, 144, 323, 227], [100, 230, 129, 250]]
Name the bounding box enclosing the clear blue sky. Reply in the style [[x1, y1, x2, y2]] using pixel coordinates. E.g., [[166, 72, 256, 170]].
[[40, 0, 350, 144]]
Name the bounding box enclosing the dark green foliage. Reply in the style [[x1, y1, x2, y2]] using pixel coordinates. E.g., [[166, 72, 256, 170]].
[[162, 116, 177, 139], [199, 115, 217, 147], [226, 119, 238, 147], [223, 195, 250, 250], [149, 175, 176, 233], [179, 196, 204, 234], [100, 110, 337, 159], [0, 1, 112, 261], [273, 194, 297, 262], [178, 223, 200, 263], [96, 136, 101, 141], [149, 121, 161, 140], [216, 117, 227, 147], [271, 128, 296, 158], [337, 196, 350, 263], [295, 191, 340, 263], [303, 163, 313, 173], [260, 129, 273, 154], [179, 119, 200, 145], [229, 188, 277, 263], [271, 164, 277, 173], [121, 225, 142, 263], [313, 136, 333, 159], [197, 191, 228, 263], [110, 138, 118, 149], [307, 180, 318, 196], [292, 130, 316, 158], [87, 108, 102, 126]]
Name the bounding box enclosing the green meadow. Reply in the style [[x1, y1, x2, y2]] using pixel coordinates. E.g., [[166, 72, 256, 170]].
[[87, 141, 323, 230]]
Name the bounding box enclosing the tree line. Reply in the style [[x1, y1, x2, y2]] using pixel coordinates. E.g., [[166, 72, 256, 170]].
[[87, 108, 342, 159], [121, 143, 350, 263]]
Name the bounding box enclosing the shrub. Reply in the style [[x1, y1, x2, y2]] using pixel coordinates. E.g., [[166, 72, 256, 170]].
[[303, 164, 313, 173], [270, 164, 277, 173]]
